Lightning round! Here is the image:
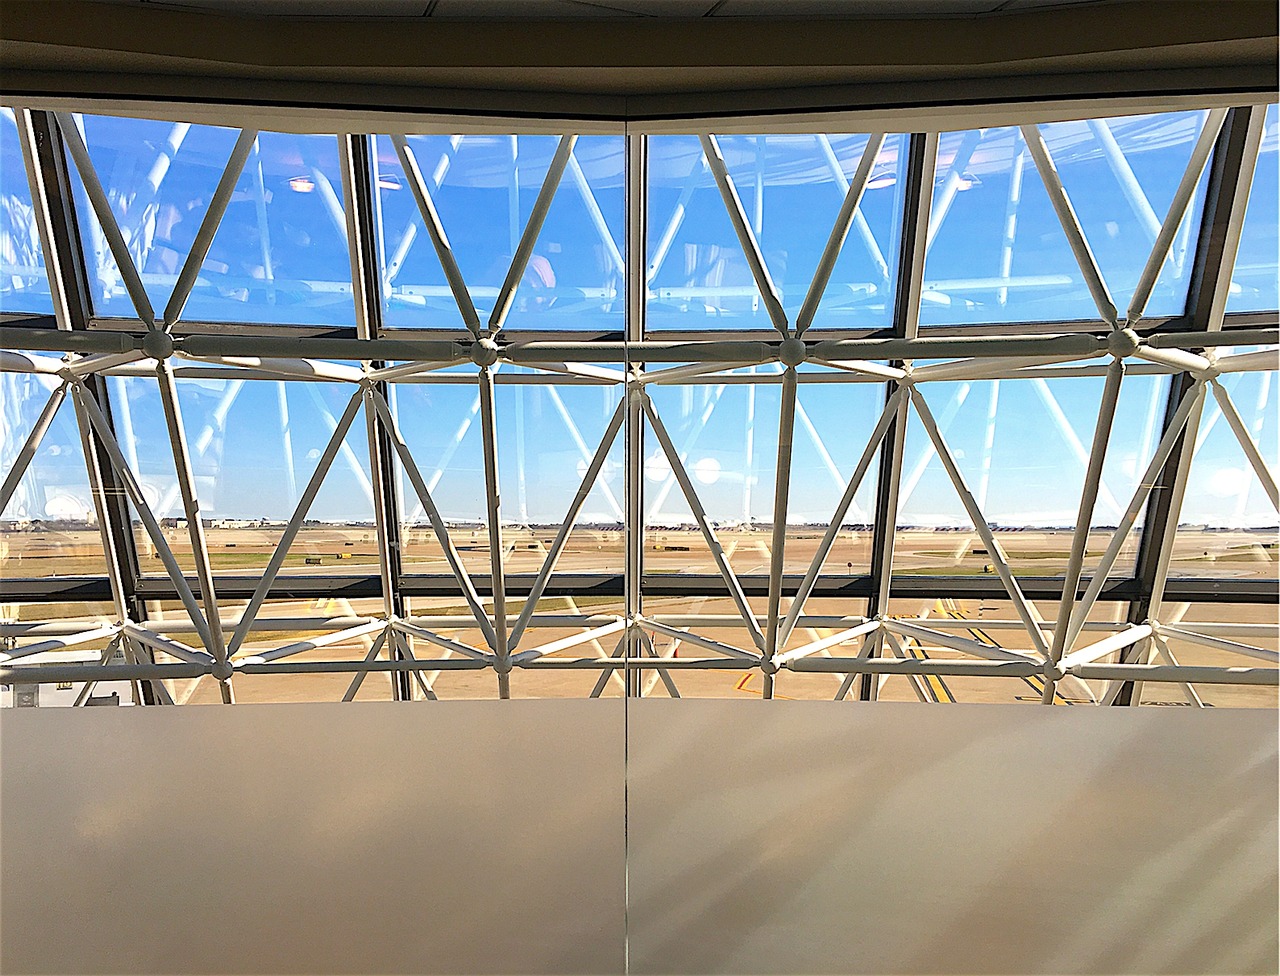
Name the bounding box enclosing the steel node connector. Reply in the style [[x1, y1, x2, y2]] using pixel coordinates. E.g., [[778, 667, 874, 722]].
[[777, 337, 807, 367], [1106, 327, 1141, 359], [470, 338, 500, 367], [141, 330, 175, 361]]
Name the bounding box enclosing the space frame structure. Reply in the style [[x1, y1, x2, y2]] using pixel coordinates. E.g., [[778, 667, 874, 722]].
[[0, 93, 1276, 707]]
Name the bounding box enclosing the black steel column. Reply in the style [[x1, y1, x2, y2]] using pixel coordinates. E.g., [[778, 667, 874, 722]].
[[863, 132, 932, 700], [22, 110, 154, 699], [1120, 105, 1266, 704]]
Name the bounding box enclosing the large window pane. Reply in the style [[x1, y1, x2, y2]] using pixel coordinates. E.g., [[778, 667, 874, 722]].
[[191, 132, 356, 327], [62, 113, 241, 323], [895, 368, 1171, 576], [5, 102, 1274, 708], [110, 375, 374, 577], [1, 371, 108, 579], [787, 373, 883, 574], [646, 133, 905, 332], [643, 368, 882, 579], [922, 111, 1210, 326], [494, 375, 625, 582], [390, 367, 490, 576], [390, 367, 625, 583], [0, 107, 53, 315], [1227, 103, 1279, 314], [644, 377, 781, 578], [375, 134, 624, 333], [66, 120, 359, 327]]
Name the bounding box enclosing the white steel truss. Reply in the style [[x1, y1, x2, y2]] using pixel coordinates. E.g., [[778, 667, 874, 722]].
[[1, 101, 1276, 706]]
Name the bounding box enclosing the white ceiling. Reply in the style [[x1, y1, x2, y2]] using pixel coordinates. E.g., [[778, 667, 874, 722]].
[[97, 0, 1117, 20]]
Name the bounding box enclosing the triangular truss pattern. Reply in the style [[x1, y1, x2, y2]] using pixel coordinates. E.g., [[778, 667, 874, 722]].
[[506, 396, 625, 655], [903, 386, 1050, 656], [368, 386, 498, 651], [505, 138, 625, 330], [642, 390, 766, 653], [60, 116, 368, 334], [2, 104, 1276, 706], [1046, 110, 1226, 321], [390, 132, 591, 336], [59, 114, 257, 329], [1019, 111, 1228, 329], [224, 389, 367, 659], [919, 114, 1227, 330], [713, 133, 898, 328], [56, 114, 262, 333]]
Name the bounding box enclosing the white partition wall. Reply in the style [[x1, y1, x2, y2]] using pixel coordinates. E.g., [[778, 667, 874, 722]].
[[627, 701, 1279, 976], [0, 701, 626, 975], [2, 701, 1275, 974]]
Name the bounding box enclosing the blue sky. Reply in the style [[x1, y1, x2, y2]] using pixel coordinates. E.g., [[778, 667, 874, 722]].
[[1, 106, 1277, 535]]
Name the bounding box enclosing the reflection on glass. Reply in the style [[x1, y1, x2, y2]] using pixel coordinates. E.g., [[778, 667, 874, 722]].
[[786, 378, 882, 575], [646, 134, 906, 332], [389, 372, 489, 574], [64, 119, 355, 325], [896, 370, 1171, 576], [0, 107, 53, 315], [63, 113, 241, 321], [374, 134, 624, 332], [390, 370, 625, 577], [922, 112, 1210, 325], [494, 379, 625, 579], [108, 377, 374, 575], [1227, 103, 1279, 313], [1171, 358, 1278, 579], [0, 371, 107, 579], [68, 116, 358, 327], [645, 377, 781, 577], [643, 371, 881, 578], [192, 131, 356, 326]]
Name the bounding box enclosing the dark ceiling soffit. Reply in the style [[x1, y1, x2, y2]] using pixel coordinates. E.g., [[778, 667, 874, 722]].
[[2, 0, 1274, 70], [1, 65, 1275, 125], [631, 67, 1279, 124], [1, 0, 1275, 121]]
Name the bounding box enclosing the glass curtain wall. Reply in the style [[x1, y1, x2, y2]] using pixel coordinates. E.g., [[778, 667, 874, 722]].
[[1, 102, 1275, 707]]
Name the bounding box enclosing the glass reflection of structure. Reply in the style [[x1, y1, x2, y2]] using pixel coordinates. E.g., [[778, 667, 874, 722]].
[[1, 102, 1276, 709]]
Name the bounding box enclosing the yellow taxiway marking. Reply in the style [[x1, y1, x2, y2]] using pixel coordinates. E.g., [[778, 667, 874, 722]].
[[942, 603, 1072, 705], [733, 671, 794, 699]]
